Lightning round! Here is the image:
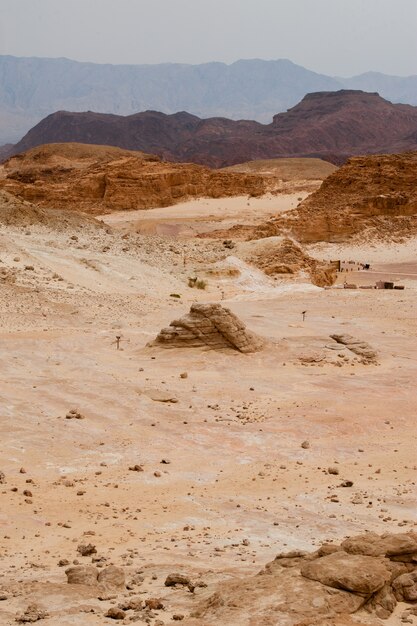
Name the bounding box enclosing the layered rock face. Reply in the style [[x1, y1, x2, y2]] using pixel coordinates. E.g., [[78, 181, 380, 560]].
[[0, 143, 266, 215], [151, 304, 264, 353], [185, 532, 417, 625]]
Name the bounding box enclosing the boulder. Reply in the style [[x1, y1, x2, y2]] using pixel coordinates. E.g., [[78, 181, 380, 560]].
[[165, 573, 194, 592], [392, 571, 417, 602], [300, 552, 391, 595], [150, 303, 263, 353], [65, 565, 99, 586], [97, 565, 125, 589], [342, 532, 417, 558]]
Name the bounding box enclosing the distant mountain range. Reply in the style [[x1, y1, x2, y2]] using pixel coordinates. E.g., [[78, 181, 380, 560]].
[[1, 55, 417, 144], [7, 90, 417, 168]]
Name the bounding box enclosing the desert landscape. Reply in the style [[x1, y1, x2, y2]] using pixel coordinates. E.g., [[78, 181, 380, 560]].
[[0, 138, 416, 626]]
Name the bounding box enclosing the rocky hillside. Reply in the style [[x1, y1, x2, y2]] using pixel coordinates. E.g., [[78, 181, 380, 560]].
[[5, 91, 417, 167], [0, 143, 266, 214], [1, 55, 417, 144], [202, 152, 417, 244]]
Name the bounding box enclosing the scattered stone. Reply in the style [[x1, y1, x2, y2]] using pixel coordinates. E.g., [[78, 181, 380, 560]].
[[301, 440, 310, 449]]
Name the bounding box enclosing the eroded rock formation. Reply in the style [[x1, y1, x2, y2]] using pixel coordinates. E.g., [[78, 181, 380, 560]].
[[236, 237, 337, 287], [150, 303, 264, 353]]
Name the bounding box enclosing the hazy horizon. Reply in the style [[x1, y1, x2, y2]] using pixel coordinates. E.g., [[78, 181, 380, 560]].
[[1, 0, 417, 77]]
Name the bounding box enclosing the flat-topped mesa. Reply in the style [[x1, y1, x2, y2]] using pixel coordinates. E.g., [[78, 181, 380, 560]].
[[150, 303, 264, 353]]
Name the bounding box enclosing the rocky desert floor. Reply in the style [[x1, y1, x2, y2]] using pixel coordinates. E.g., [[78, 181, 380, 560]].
[[0, 190, 416, 625]]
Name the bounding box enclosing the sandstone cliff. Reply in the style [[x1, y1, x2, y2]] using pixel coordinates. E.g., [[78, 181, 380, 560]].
[[0, 143, 266, 215]]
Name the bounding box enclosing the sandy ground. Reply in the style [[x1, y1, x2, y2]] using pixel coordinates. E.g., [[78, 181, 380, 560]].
[[101, 193, 307, 237], [0, 197, 416, 625]]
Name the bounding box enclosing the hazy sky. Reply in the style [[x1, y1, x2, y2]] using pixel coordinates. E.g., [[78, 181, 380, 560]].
[[1, 0, 417, 76]]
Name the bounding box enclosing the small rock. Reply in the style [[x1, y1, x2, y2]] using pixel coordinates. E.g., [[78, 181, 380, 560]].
[[77, 543, 97, 556], [145, 598, 164, 610], [16, 604, 48, 623], [105, 607, 125, 620], [129, 464, 144, 472], [301, 441, 310, 449]]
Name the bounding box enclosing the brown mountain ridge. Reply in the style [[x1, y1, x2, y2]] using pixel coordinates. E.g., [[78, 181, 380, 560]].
[[4, 90, 417, 168]]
